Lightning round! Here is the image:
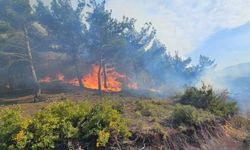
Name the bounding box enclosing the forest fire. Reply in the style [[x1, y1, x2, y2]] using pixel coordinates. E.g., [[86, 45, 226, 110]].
[[39, 73, 79, 86], [83, 64, 126, 92], [128, 82, 139, 90], [39, 76, 52, 83], [39, 64, 138, 92]]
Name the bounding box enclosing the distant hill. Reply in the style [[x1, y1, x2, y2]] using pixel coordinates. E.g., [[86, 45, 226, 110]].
[[215, 62, 250, 112], [219, 62, 250, 78]]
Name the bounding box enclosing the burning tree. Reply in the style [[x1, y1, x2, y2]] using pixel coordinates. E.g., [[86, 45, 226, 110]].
[[35, 0, 91, 89], [86, 1, 135, 94], [0, 0, 216, 96]]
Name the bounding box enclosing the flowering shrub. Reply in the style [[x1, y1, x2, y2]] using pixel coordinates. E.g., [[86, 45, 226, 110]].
[[0, 108, 22, 149], [79, 101, 131, 147], [0, 101, 130, 149]]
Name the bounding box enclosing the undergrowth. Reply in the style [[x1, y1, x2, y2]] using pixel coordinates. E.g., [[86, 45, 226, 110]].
[[179, 84, 238, 117], [0, 101, 130, 149]]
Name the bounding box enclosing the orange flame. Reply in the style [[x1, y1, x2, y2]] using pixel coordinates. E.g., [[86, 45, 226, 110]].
[[39, 64, 139, 92], [56, 73, 64, 81], [83, 64, 126, 92], [39, 76, 52, 83]]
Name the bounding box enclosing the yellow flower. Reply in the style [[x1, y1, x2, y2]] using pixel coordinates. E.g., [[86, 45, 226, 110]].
[[15, 130, 25, 143], [96, 130, 110, 147]]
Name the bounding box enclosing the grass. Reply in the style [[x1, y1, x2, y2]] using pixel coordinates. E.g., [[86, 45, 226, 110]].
[[0, 92, 248, 149]]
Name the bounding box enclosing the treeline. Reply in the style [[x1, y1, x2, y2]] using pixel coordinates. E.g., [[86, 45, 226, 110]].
[[0, 0, 215, 97]]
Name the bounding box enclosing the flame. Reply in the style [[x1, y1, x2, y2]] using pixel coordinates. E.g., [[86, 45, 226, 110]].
[[39, 64, 139, 92], [66, 79, 80, 86], [56, 73, 64, 81], [128, 82, 139, 90], [83, 64, 126, 92], [39, 76, 52, 83]]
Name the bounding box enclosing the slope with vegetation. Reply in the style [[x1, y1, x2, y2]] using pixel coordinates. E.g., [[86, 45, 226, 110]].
[[0, 0, 249, 150], [0, 85, 248, 150]]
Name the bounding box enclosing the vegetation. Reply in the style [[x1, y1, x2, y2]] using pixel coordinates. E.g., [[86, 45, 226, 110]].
[[179, 84, 238, 117], [0, 0, 215, 95], [0, 101, 130, 149], [0, 0, 248, 149], [135, 100, 214, 131], [0, 108, 22, 149], [0, 0, 41, 98], [171, 104, 214, 129], [135, 100, 173, 120], [0, 93, 248, 149], [229, 115, 250, 150]]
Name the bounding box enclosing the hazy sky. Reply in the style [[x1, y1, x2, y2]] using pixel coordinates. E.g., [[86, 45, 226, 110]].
[[30, 0, 250, 69]]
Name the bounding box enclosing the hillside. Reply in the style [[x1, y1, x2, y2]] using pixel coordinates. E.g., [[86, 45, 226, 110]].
[[0, 88, 249, 150], [0, 1, 249, 150], [214, 62, 250, 112]]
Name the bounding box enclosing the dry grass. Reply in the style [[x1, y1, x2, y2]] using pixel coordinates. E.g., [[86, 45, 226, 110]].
[[0, 92, 247, 149]]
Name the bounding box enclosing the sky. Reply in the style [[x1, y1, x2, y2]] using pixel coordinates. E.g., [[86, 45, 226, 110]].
[[190, 22, 250, 69], [30, 0, 250, 69]]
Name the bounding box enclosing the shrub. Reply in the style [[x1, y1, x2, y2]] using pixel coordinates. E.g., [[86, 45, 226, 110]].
[[135, 100, 172, 119], [171, 104, 214, 128], [79, 101, 131, 147], [0, 108, 22, 149], [179, 84, 237, 117], [19, 101, 92, 149], [230, 116, 250, 131], [243, 136, 250, 150], [0, 101, 131, 149]]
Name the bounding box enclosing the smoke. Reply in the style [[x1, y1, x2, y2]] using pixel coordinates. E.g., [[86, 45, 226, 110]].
[[200, 63, 250, 113]]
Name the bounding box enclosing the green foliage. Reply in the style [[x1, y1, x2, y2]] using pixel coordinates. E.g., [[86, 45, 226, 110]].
[[0, 21, 12, 33], [230, 116, 250, 131], [0, 101, 130, 149], [0, 0, 34, 29], [0, 108, 22, 149], [179, 84, 238, 117], [171, 104, 214, 128], [135, 100, 173, 120], [242, 136, 250, 150], [19, 101, 91, 149], [79, 101, 131, 147]]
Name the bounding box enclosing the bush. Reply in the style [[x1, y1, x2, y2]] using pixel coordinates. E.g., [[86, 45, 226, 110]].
[[243, 136, 250, 150], [0, 101, 130, 149], [179, 84, 237, 117], [135, 100, 172, 120], [230, 116, 250, 131], [20, 101, 92, 149], [79, 101, 131, 147], [171, 104, 214, 128], [0, 108, 22, 149]]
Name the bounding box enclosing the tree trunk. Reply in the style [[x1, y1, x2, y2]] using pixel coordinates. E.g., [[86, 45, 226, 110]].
[[7, 68, 13, 92], [7, 56, 13, 92], [24, 26, 41, 102], [102, 63, 108, 88], [72, 57, 84, 89], [98, 61, 102, 95]]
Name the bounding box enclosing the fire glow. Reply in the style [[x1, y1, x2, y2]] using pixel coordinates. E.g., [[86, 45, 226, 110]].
[[39, 64, 139, 92], [83, 64, 126, 92]]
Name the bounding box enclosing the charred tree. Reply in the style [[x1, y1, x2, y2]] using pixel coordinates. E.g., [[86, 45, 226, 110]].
[[7, 68, 14, 92], [72, 55, 84, 89], [102, 61, 108, 88], [35, 0, 90, 91], [98, 59, 102, 95], [24, 26, 41, 101]]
